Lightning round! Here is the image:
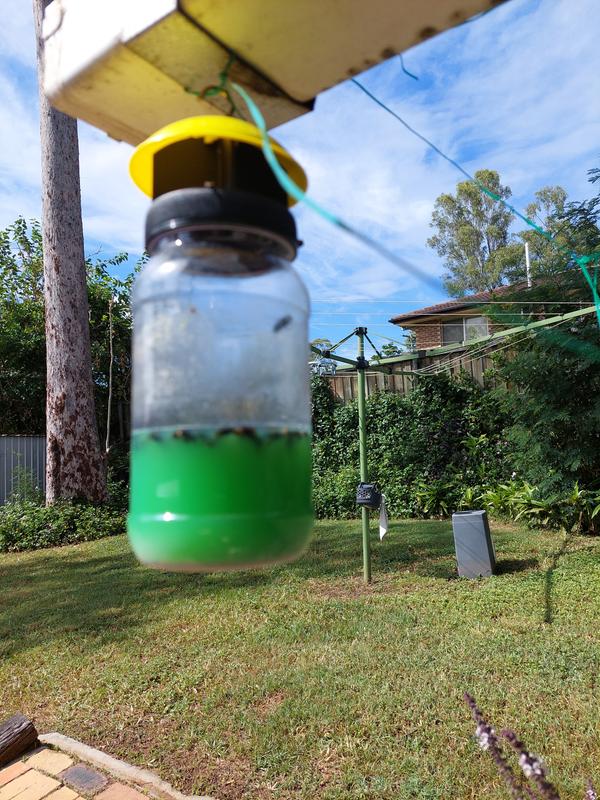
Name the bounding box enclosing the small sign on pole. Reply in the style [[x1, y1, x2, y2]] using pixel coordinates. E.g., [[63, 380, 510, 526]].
[[379, 495, 388, 540]]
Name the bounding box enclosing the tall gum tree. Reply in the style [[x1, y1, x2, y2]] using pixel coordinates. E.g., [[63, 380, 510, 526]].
[[427, 169, 522, 297], [33, 0, 107, 502]]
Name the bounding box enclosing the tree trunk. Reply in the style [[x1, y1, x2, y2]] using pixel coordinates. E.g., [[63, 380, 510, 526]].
[[33, 0, 107, 503], [105, 296, 114, 453]]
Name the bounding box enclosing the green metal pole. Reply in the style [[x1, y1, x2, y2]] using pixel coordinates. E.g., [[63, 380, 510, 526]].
[[356, 328, 372, 584]]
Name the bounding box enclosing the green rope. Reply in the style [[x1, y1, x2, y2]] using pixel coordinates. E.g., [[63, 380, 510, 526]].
[[229, 81, 443, 291], [351, 78, 600, 325], [399, 54, 419, 81], [185, 53, 242, 117], [183, 67, 599, 321]]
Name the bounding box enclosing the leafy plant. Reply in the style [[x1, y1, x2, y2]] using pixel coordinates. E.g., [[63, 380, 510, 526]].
[[0, 500, 125, 552], [311, 372, 512, 520], [477, 480, 600, 534], [413, 479, 461, 518], [8, 465, 45, 504], [457, 485, 482, 511]]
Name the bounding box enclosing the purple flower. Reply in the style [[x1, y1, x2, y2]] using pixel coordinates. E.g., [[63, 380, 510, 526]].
[[462, 694, 593, 800], [476, 722, 496, 751], [585, 781, 598, 800], [518, 752, 544, 779]]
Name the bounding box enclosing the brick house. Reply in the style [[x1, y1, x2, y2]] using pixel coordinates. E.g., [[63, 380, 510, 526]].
[[389, 286, 515, 350]]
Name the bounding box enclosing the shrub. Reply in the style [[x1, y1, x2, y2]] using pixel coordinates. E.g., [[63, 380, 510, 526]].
[[311, 374, 337, 441], [311, 372, 512, 520], [0, 500, 126, 553], [311, 370, 600, 532], [8, 465, 45, 504], [312, 465, 360, 519], [107, 475, 129, 513], [492, 292, 600, 497]]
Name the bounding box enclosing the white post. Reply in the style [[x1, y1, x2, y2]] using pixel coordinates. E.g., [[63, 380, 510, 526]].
[[525, 241, 532, 288]]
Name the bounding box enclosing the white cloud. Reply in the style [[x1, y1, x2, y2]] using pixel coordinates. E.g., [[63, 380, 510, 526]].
[[1, 0, 599, 339], [0, 9, 35, 67], [271, 0, 600, 316], [78, 125, 148, 254], [0, 72, 42, 190]]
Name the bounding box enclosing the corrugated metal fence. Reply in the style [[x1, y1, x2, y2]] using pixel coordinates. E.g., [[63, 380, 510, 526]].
[[0, 436, 46, 504]]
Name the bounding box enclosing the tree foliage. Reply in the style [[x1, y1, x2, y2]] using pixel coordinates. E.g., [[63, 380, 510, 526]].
[[0, 219, 46, 434], [427, 169, 521, 296], [311, 372, 510, 518], [372, 342, 403, 361], [514, 185, 580, 281], [494, 319, 600, 495], [0, 217, 137, 455], [492, 166, 600, 495]]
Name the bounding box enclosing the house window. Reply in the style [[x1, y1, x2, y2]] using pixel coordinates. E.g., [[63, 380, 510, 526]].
[[465, 316, 488, 341], [442, 316, 489, 345], [442, 321, 464, 345]]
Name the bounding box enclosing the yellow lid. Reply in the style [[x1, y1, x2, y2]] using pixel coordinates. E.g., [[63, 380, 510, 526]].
[[129, 115, 307, 206]]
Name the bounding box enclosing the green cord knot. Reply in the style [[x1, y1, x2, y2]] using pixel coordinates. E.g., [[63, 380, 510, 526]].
[[185, 54, 241, 117]]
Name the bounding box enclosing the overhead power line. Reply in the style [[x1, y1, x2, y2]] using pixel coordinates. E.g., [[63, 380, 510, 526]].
[[312, 310, 582, 317], [230, 80, 444, 292], [311, 300, 600, 305], [349, 78, 600, 323]]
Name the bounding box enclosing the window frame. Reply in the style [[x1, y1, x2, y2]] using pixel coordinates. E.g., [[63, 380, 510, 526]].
[[441, 315, 489, 346]]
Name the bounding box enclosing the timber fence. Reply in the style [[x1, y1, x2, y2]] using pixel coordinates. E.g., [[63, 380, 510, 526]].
[[327, 350, 494, 402]]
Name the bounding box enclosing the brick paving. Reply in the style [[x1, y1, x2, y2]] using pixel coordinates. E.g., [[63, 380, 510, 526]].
[[26, 753, 73, 778], [60, 765, 108, 795], [0, 769, 59, 800], [46, 788, 78, 800], [0, 749, 149, 800], [96, 784, 147, 800], [0, 762, 30, 788]]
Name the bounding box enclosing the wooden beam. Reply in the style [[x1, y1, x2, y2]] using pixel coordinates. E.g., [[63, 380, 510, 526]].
[[43, 0, 505, 144], [0, 714, 38, 766]]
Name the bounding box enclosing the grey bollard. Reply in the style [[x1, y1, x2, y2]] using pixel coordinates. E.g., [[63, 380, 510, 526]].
[[452, 510, 496, 578]]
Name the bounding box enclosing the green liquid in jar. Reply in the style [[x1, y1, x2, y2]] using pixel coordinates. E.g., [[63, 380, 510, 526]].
[[127, 427, 313, 571]]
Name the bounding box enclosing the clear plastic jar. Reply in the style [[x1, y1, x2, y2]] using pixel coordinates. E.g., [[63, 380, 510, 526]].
[[127, 190, 313, 571]]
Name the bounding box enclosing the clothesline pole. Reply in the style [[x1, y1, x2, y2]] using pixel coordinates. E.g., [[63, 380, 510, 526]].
[[356, 327, 372, 584]]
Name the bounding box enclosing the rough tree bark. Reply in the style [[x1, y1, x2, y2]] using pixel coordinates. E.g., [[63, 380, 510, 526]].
[[0, 714, 38, 766], [33, 0, 107, 502]]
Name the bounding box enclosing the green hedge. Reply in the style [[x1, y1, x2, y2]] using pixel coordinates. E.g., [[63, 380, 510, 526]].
[[310, 372, 600, 533], [0, 500, 126, 553], [311, 372, 510, 520]]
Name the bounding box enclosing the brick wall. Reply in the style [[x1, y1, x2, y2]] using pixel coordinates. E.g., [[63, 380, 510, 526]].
[[412, 323, 442, 350], [406, 316, 497, 350]]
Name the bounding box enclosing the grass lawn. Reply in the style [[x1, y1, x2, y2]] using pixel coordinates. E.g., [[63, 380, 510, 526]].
[[1, 520, 599, 800]]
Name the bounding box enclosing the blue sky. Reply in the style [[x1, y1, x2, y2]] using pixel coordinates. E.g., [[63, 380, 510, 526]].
[[1, 0, 599, 360]]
